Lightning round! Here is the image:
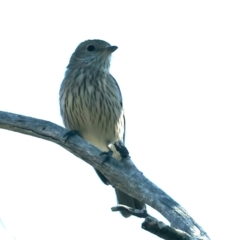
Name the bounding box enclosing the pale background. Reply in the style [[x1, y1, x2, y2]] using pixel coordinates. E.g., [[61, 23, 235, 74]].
[[0, 1, 239, 239]]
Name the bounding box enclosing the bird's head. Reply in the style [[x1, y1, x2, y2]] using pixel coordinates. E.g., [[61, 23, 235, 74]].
[[67, 39, 118, 71]]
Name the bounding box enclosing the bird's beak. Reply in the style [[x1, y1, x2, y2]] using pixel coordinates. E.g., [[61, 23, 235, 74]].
[[103, 46, 118, 54]]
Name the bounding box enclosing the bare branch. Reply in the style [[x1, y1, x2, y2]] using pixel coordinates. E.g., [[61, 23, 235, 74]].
[[142, 217, 195, 240], [0, 111, 210, 240]]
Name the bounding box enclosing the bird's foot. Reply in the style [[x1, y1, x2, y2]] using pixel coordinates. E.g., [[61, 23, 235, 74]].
[[100, 150, 113, 166], [63, 130, 80, 143], [114, 140, 130, 159]]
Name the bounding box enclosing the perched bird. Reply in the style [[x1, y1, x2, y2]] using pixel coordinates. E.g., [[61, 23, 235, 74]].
[[59, 39, 145, 217]]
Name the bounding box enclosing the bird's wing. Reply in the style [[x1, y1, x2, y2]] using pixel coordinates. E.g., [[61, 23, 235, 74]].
[[111, 75, 126, 143]]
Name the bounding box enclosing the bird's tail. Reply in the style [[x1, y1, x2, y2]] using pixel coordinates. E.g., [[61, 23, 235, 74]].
[[94, 168, 146, 217], [115, 188, 146, 218]]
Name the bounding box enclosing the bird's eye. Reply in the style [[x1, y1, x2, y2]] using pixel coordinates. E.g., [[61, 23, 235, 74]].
[[87, 45, 95, 51]]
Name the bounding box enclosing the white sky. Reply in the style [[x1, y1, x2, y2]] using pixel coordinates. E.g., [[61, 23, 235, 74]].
[[0, 1, 239, 239]]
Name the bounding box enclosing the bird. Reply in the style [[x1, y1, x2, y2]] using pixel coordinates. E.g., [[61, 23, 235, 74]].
[[59, 39, 145, 217]]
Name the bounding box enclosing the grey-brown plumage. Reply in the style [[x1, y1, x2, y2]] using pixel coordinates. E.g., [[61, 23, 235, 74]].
[[59, 39, 145, 217]]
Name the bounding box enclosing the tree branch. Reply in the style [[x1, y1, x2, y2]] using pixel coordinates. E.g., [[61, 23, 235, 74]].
[[0, 111, 210, 240], [142, 216, 195, 240]]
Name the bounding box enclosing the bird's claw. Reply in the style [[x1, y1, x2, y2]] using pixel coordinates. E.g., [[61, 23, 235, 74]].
[[100, 150, 113, 166], [114, 140, 130, 159], [63, 130, 79, 143]]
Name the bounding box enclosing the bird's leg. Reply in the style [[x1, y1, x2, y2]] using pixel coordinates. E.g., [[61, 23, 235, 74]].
[[100, 141, 130, 165], [114, 140, 130, 159], [100, 146, 113, 166], [63, 130, 80, 143]]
